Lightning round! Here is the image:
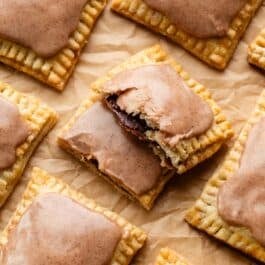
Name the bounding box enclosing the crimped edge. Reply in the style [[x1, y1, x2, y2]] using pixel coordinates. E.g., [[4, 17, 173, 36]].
[[185, 90, 265, 263], [90, 44, 234, 173], [248, 28, 265, 70], [0, 0, 106, 91], [0, 167, 147, 265], [0, 82, 57, 207], [155, 248, 190, 265], [58, 91, 175, 210], [111, 0, 262, 70]]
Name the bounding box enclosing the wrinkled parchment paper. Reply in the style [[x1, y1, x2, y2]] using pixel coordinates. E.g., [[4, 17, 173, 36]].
[[0, 2, 264, 265]]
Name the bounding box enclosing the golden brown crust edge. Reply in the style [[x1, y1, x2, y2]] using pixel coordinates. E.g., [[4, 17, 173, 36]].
[[58, 129, 221, 210], [155, 248, 190, 265], [0, 0, 106, 91], [185, 90, 265, 263], [0, 82, 57, 207], [90, 44, 234, 173], [57, 93, 175, 211], [111, 0, 263, 70], [0, 167, 147, 265], [58, 44, 233, 209], [248, 28, 265, 70]]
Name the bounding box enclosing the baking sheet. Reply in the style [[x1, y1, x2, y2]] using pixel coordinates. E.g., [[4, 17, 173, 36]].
[[0, 2, 265, 264]]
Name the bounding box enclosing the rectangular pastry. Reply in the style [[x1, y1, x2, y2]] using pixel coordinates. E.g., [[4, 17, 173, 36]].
[[111, 0, 263, 70], [0, 167, 147, 265], [0, 82, 57, 207], [0, 0, 106, 91], [185, 90, 265, 263], [58, 91, 175, 210], [248, 28, 265, 70], [91, 45, 234, 174], [155, 248, 190, 265]]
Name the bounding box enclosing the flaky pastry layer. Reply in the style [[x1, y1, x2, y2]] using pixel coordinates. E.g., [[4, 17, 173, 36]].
[[90, 45, 234, 174], [185, 90, 265, 263], [0, 82, 57, 207], [155, 248, 190, 265], [58, 92, 175, 210], [111, 0, 262, 70], [248, 28, 265, 70], [0, 0, 106, 91], [0, 167, 147, 265]]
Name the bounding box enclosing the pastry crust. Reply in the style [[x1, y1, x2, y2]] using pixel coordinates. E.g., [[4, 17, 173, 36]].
[[58, 92, 175, 210], [185, 90, 265, 263], [0, 0, 106, 91], [90, 45, 234, 174], [248, 28, 265, 70], [0, 167, 147, 265], [0, 82, 57, 207], [155, 248, 190, 265], [111, 0, 262, 70]]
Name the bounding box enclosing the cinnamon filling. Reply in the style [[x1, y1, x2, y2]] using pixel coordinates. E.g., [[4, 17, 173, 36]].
[[105, 95, 174, 168], [102, 64, 214, 149], [62, 102, 163, 195], [105, 95, 149, 141]]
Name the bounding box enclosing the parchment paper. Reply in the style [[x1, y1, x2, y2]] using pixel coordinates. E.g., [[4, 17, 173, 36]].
[[0, 2, 264, 265]]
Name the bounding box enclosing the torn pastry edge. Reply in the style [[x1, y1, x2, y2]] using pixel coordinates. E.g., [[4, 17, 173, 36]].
[[57, 93, 175, 210], [89, 44, 234, 174]]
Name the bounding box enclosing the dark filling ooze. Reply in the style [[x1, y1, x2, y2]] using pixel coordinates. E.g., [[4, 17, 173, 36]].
[[105, 95, 173, 168], [105, 95, 149, 141]]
